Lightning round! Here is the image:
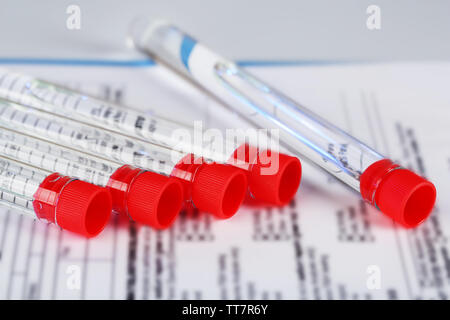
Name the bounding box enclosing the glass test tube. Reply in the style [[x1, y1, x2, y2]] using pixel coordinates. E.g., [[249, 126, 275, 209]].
[[0, 155, 112, 237], [128, 19, 436, 228], [0, 68, 301, 206], [0, 99, 247, 219], [0, 127, 184, 229]]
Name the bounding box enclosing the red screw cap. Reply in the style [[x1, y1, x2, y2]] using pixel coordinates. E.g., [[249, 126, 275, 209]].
[[34, 173, 112, 237], [56, 180, 112, 237], [107, 165, 184, 229], [231, 144, 302, 206], [191, 163, 248, 219], [126, 171, 184, 229], [360, 159, 437, 228]]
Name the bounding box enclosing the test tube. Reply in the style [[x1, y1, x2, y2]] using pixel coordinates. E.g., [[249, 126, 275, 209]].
[[128, 20, 436, 228], [0, 68, 302, 206], [0, 155, 112, 237], [0, 99, 248, 219], [0, 126, 184, 229]]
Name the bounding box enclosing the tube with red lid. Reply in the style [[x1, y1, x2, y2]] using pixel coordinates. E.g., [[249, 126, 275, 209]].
[[0, 68, 302, 207], [127, 19, 436, 228], [360, 159, 436, 228], [0, 100, 248, 219], [0, 156, 112, 237]]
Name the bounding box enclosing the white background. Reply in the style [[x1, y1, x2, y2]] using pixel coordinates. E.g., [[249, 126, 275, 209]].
[[0, 0, 449, 62]]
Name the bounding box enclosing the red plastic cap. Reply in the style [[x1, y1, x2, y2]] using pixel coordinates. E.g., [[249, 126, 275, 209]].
[[231, 144, 302, 206], [192, 164, 247, 219], [107, 165, 143, 215], [248, 150, 302, 206], [56, 180, 112, 237], [360, 159, 437, 228], [126, 171, 184, 229]]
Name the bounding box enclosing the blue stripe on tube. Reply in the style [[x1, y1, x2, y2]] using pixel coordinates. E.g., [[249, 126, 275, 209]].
[[180, 35, 197, 72]]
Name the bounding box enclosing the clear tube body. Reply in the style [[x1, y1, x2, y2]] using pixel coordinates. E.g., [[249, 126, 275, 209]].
[[0, 127, 119, 187], [0, 98, 237, 202], [0, 98, 186, 177], [129, 21, 386, 192], [0, 69, 199, 150], [0, 156, 58, 219], [0, 68, 276, 169]]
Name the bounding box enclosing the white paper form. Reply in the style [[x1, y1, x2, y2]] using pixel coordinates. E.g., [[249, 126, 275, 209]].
[[0, 61, 449, 299]]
